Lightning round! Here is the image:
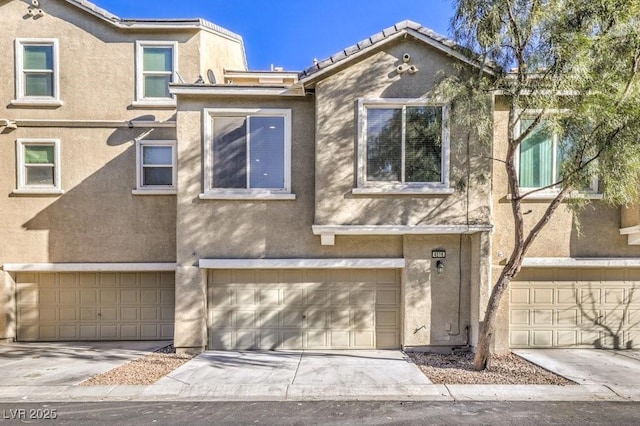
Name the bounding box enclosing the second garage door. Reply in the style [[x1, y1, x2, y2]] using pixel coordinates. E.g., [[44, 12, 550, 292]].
[[208, 269, 401, 350], [509, 268, 640, 348], [17, 271, 175, 341]]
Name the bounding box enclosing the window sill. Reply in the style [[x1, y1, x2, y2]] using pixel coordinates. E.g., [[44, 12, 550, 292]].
[[12, 188, 64, 196], [199, 192, 296, 200], [509, 191, 604, 200], [132, 189, 177, 196], [352, 186, 455, 195], [130, 100, 177, 109], [10, 99, 63, 108]]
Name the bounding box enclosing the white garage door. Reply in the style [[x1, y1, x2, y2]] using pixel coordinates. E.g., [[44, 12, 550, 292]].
[[208, 269, 401, 350], [509, 268, 640, 348], [17, 272, 175, 341]]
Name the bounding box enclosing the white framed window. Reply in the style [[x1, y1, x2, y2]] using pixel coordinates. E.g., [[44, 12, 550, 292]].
[[134, 140, 177, 194], [134, 41, 178, 106], [516, 117, 599, 196], [202, 108, 294, 200], [13, 38, 61, 106], [355, 99, 452, 194], [15, 139, 62, 194]]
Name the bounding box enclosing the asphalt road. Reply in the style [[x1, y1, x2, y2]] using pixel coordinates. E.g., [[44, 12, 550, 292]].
[[1, 401, 639, 425]]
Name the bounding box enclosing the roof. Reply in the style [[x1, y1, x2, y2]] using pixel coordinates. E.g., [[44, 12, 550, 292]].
[[299, 20, 493, 82], [61, 0, 243, 42]]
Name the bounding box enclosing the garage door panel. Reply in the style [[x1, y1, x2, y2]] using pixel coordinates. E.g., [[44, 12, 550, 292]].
[[377, 331, 399, 349], [79, 274, 97, 287], [259, 289, 280, 305], [354, 331, 374, 347], [208, 269, 401, 350], [281, 331, 302, 349], [510, 268, 640, 348], [305, 311, 327, 328], [17, 272, 175, 341], [236, 310, 258, 327]]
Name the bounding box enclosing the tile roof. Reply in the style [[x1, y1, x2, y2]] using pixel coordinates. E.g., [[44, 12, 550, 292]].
[[299, 20, 478, 80]]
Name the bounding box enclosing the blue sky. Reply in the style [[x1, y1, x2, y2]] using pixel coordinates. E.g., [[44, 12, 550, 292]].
[[91, 0, 455, 71]]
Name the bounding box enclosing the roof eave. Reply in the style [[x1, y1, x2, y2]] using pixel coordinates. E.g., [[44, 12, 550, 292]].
[[299, 27, 495, 87], [170, 85, 307, 97]]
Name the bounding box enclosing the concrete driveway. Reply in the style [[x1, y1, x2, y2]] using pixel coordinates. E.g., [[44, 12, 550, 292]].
[[0, 341, 169, 385], [156, 350, 434, 400], [515, 349, 640, 386]]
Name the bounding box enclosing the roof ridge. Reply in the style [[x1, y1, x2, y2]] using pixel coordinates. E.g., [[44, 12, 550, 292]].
[[299, 20, 459, 79]]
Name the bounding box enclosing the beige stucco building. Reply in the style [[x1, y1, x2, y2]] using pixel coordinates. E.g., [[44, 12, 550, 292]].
[[1, 0, 638, 353]]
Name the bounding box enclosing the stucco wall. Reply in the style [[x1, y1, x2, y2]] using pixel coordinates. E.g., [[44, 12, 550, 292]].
[[0, 126, 177, 264], [313, 39, 492, 227], [0, 0, 245, 119]]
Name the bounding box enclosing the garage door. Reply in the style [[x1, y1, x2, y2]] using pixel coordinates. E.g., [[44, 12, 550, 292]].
[[208, 269, 401, 350], [17, 272, 175, 341], [509, 268, 640, 348]]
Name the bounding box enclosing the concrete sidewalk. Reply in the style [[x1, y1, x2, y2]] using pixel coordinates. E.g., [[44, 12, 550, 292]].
[[1, 345, 640, 402]]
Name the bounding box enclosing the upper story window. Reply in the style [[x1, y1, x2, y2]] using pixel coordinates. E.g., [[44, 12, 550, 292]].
[[355, 99, 452, 194], [134, 41, 177, 106], [133, 140, 177, 195], [15, 139, 62, 195], [201, 108, 294, 200], [518, 118, 598, 194], [13, 39, 61, 106]]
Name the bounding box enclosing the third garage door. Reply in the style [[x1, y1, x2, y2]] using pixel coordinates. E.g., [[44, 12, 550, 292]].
[[509, 268, 640, 348], [208, 269, 401, 350]]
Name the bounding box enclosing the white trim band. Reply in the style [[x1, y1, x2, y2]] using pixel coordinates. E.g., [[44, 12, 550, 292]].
[[3, 263, 177, 272], [521, 258, 640, 268], [171, 85, 305, 97], [198, 258, 405, 269], [313, 224, 492, 245]]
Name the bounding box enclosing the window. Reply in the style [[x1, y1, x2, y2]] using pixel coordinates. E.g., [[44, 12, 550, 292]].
[[134, 140, 176, 194], [356, 99, 451, 194], [202, 108, 293, 199], [14, 39, 61, 105], [15, 139, 62, 194], [518, 118, 598, 193], [135, 41, 177, 104]]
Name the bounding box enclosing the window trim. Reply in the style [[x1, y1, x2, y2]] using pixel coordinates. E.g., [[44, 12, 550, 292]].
[[13, 38, 62, 106], [134, 41, 178, 106], [14, 138, 63, 195], [356, 98, 451, 194], [134, 139, 177, 195], [202, 108, 293, 200], [515, 112, 599, 197]]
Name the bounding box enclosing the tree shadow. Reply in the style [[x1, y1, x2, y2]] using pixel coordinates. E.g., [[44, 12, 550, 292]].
[[575, 283, 640, 349]]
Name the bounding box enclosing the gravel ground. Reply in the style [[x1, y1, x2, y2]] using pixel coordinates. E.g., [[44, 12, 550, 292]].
[[80, 345, 193, 386], [408, 351, 575, 385], [81, 347, 572, 386]]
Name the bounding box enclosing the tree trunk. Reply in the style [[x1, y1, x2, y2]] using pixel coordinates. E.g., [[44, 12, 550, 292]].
[[473, 258, 520, 370]]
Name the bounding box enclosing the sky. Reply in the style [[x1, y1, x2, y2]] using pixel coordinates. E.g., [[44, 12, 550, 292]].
[[90, 0, 455, 71]]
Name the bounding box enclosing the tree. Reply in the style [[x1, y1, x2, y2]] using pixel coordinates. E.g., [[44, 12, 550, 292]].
[[446, 0, 640, 370]]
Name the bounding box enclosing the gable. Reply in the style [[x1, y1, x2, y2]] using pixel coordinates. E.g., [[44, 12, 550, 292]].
[[299, 20, 493, 87]]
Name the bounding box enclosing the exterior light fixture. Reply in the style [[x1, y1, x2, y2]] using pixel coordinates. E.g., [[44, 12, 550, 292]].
[[436, 260, 444, 275]]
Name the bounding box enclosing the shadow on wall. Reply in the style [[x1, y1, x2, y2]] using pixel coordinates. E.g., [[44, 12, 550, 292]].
[[568, 203, 640, 257], [22, 132, 176, 263], [314, 42, 490, 227]]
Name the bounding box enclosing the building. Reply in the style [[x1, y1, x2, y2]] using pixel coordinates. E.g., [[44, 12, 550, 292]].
[[1, 0, 638, 353]]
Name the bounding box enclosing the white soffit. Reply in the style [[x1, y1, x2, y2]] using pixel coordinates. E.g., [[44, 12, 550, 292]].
[[3, 263, 177, 272], [312, 224, 493, 245], [199, 258, 405, 269], [521, 258, 640, 268]]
